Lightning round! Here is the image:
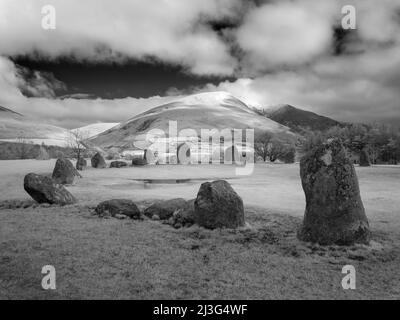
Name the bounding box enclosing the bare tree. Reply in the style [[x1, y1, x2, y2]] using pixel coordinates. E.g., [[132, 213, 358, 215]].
[[268, 139, 286, 162], [254, 132, 273, 162], [66, 129, 89, 160]]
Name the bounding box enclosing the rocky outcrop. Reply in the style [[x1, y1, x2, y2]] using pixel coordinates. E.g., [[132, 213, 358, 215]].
[[298, 139, 370, 245], [24, 173, 77, 205], [194, 180, 245, 229]]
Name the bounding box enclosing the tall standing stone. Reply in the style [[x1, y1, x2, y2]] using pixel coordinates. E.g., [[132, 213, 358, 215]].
[[194, 180, 244, 229], [298, 139, 370, 245], [91, 152, 106, 168]]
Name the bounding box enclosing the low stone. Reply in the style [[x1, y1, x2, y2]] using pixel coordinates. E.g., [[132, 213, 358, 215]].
[[110, 161, 128, 168], [194, 180, 245, 229], [95, 199, 141, 219], [144, 198, 188, 220], [132, 157, 147, 166]]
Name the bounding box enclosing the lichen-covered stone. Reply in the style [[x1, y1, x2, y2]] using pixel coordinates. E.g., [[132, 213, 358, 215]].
[[298, 139, 370, 245]]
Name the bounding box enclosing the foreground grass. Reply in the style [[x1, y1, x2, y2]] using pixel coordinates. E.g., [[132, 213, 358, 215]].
[[1, 203, 399, 300]]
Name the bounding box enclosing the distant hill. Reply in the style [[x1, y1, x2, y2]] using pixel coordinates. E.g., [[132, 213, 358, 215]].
[[0, 105, 70, 147], [72, 122, 120, 138], [89, 91, 296, 150], [260, 104, 342, 133]]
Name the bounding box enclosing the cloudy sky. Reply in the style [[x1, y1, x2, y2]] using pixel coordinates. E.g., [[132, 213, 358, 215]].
[[0, 0, 399, 128]]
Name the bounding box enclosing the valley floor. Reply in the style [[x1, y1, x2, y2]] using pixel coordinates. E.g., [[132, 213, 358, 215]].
[[0, 160, 399, 299]]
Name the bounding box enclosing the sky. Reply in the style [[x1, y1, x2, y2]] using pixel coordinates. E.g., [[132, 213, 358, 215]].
[[0, 0, 399, 129]]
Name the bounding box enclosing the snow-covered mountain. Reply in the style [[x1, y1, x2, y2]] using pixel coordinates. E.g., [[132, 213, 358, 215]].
[[89, 91, 295, 150], [0, 105, 70, 147], [72, 122, 120, 138]]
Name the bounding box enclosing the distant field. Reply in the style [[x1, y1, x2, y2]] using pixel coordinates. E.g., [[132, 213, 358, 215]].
[[0, 160, 399, 299]]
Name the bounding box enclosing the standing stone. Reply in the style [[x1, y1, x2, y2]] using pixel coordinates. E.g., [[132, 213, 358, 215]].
[[91, 152, 106, 168], [194, 180, 245, 229], [298, 139, 370, 245], [110, 160, 128, 168], [359, 149, 371, 167], [24, 173, 77, 205], [52, 158, 81, 184], [95, 199, 141, 219], [76, 157, 87, 171]]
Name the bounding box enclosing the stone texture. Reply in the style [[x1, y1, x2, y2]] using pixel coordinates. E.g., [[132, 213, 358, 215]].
[[52, 158, 81, 184], [194, 180, 245, 229], [24, 173, 77, 205], [170, 199, 195, 228], [110, 161, 128, 168], [76, 157, 87, 171], [298, 139, 370, 245], [95, 199, 141, 219], [132, 157, 147, 166], [144, 198, 187, 220], [91, 152, 106, 168]]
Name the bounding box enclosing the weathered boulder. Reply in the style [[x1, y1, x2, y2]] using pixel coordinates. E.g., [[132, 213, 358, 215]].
[[298, 139, 370, 245], [95, 199, 141, 219], [194, 180, 245, 229], [24, 173, 77, 205], [91, 152, 106, 168], [76, 157, 87, 171], [52, 158, 81, 184], [144, 198, 187, 220], [359, 149, 371, 167], [110, 161, 128, 168]]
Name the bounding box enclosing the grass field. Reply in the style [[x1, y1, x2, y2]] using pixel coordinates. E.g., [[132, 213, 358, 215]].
[[0, 160, 399, 299]]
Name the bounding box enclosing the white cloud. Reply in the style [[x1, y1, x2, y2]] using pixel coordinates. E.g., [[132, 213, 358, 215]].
[[235, 1, 337, 73], [1, 0, 400, 128], [0, 0, 240, 76]]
